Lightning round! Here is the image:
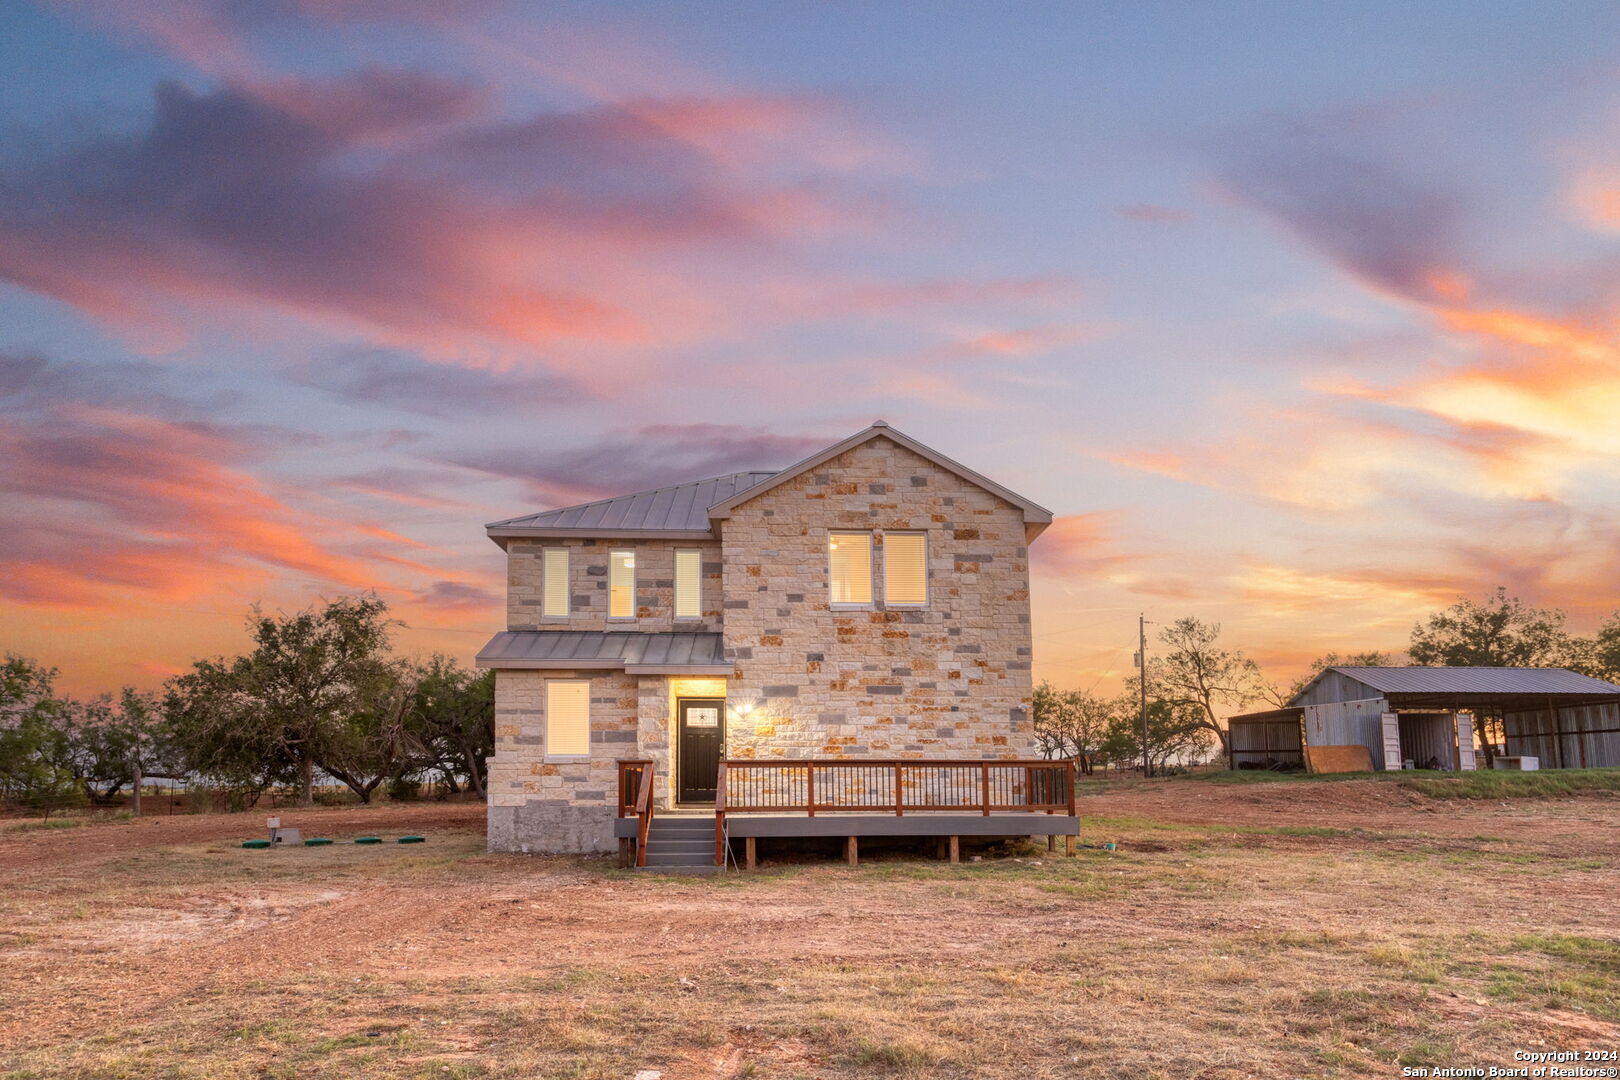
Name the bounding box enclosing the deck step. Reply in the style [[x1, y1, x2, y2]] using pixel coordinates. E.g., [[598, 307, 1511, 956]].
[[645, 840, 713, 855], [643, 850, 719, 868]]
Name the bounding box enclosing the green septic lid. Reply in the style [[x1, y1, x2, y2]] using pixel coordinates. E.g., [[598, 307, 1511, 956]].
[[397, 835, 426, 844], [305, 838, 334, 846], [242, 839, 271, 849], [355, 836, 382, 844]]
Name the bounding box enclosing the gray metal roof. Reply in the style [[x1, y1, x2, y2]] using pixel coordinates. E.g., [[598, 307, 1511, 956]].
[[1324, 666, 1620, 696], [475, 631, 730, 673], [487, 471, 776, 540], [485, 422, 1055, 544]]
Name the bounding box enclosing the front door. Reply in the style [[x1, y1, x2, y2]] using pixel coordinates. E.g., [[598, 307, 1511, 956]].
[[677, 698, 725, 803]]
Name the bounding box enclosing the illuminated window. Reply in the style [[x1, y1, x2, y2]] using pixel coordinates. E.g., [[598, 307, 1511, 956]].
[[674, 549, 701, 619], [609, 551, 635, 618], [542, 548, 569, 618], [545, 680, 590, 756], [884, 532, 927, 606], [828, 532, 873, 605]]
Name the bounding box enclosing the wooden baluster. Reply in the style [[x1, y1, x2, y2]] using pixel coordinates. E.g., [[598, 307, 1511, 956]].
[[980, 761, 991, 816], [894, 761, 903, 816], [806, 763, 816, 817]]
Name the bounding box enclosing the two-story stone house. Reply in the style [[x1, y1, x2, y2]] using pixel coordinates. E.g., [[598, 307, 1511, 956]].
[[477, 422, 1053, 853]]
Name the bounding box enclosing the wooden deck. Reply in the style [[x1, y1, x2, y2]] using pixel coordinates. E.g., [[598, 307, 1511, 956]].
[[617, 757, 1079, 869]]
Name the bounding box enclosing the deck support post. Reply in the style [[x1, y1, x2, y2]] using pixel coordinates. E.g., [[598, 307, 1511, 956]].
[[617, 837, 632, 869], [948, 835, 960, 864], [1046, 834, 1056, 852], [845, 836, 858, 867], [1064, 835, 1077, 858], [745, 836, 757, 871]]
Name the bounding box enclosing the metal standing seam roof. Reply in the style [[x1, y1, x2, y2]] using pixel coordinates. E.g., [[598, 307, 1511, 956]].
[[1323, 666, 1620, 697], [475, 631, 730, 673], [484, 422, 1056, 544], [486, 471, 777, 538]]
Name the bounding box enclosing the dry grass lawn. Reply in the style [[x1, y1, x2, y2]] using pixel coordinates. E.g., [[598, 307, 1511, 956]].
[[2, 775, 1618, 1079]]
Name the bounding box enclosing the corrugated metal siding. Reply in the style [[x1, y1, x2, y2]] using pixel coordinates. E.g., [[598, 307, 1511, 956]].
[[488, 471, 778, 534], [1228, 715, 1303, 767], [1302, 698, 1389, 767], [1502, 702, 1620, 768], [1294, 670, 1383, 707]]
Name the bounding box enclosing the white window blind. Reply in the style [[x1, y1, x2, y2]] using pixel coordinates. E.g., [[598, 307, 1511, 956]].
[[546, 680, 590, 756], [884, 532, 927, 606], [542, 548, 569, 617], [674, 549, 701, 619], [609, 551, 635, 618], [828, 532, 873, 604]]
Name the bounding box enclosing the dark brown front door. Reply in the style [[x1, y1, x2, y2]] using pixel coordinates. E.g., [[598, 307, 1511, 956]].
[[677, 698, 725, 803]]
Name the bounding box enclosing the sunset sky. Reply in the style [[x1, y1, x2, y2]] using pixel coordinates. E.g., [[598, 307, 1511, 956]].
[[5, 0, 1620, 698]]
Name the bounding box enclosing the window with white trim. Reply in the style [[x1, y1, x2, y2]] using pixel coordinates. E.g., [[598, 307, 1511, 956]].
[[545, 680, 590, 756], [674, 549, 702, 619], [609, 550, 635, 618], [828, 531, 873, 605], [542, 548, 569, 618], [883, 532, 928, 606]]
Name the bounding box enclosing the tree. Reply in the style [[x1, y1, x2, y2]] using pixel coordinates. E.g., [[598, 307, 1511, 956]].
[[411, 656, 494, 796], [165, 595, 398, 805], [1152, 617, 1265, 754], [1031, 681, 1111, 775], [0, 655, 79, 816], [318, 659, 426, 804], [1566, 613, 1620, 684], [1409, 587, 1569, 668], [56, 690, 164, 805], [1101, 698, 1212, 774]]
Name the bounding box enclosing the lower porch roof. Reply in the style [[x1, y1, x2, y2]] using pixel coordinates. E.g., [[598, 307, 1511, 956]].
[[476, 630, 731, 675]]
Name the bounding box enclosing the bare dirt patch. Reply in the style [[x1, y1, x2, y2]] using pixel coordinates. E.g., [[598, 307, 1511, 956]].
[[1, 783, 1616, 1079]]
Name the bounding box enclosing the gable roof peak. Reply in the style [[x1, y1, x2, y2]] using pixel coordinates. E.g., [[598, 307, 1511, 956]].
[[706, 422, 1053, 540]]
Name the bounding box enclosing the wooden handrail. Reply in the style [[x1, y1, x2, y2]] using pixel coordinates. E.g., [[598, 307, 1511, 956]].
[[715, 758, 1077, 816], [713, 761, 728, 867], [634, 761, 655, 868]]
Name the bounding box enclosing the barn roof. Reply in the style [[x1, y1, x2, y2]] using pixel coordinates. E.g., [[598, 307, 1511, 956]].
[[1288, 665, 1620, 710], [1317, 666, 1620, 696]]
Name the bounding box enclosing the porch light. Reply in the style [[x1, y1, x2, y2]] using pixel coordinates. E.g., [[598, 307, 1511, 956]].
[[729, 692, 761, 719]]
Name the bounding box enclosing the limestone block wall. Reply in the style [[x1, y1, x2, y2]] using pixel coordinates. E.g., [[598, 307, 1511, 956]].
[[718, 435, 1035, 761], [505, 538, 722, 631], [486, 668, 640, 853]]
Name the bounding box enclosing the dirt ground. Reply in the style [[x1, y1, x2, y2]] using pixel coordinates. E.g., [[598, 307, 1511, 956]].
[[2, 778, 1617, 1079]]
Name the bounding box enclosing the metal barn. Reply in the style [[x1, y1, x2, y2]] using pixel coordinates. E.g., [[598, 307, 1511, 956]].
[[1228, 666, 1620, 772]]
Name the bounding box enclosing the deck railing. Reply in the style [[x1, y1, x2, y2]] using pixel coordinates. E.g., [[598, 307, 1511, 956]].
[[616, 759, 656, 868], [715, 757, 1076, 866]]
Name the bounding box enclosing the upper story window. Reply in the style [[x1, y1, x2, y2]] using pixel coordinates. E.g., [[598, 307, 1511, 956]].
[[674, 549, 702, 619], [542, 548, 569, 618], [545, 679, 590, 757], [883, 532, 928, 606], [609, 550, 636, 618], [828, 531, 873, 605]]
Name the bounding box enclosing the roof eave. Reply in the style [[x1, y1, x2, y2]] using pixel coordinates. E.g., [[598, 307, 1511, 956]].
[[485, 526, 717, 542], [473, 656, 732, 675]]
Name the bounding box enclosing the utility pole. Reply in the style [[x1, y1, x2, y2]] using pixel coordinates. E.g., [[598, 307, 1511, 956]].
[[1138, 614, 1151, 779]]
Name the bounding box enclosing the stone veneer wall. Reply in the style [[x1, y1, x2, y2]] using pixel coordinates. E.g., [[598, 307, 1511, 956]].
[[505, 538, 723, 632], [486, 668, 641, 853], [718, 435, 1035, 760]]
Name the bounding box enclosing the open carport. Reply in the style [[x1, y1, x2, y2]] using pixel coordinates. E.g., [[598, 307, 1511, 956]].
[[1228, 666, 1620, 771]]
